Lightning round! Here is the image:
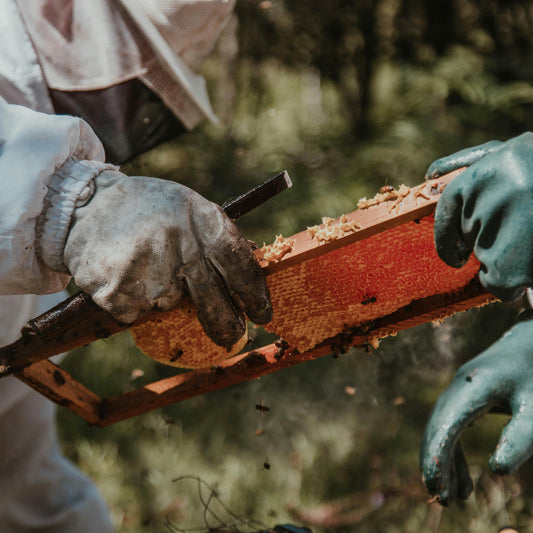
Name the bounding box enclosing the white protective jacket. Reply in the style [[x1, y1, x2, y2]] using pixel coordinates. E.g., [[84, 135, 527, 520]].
[[0, 0, 233, 395], [0, 2, 233, 530]]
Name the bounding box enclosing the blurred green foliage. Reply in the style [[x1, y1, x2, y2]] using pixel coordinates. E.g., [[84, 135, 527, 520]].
[[58, 1, 533, 531]]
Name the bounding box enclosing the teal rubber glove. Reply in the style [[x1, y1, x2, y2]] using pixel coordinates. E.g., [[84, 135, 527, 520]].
[[420, 315, 533, 505], [426, 132, 533, 302]]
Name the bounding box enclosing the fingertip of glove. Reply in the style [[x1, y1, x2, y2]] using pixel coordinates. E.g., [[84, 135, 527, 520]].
[[422, 466, 460, 507], [436, 491, 452, 507], [435, 242, 471, 269], [489, 455, 514, 476], [203, 315, 247, 348], [421, 471, 444, 498], [425, 160, 446, 181], [210, 329, 245, 349], [248, 299, 273, 325], [425, 166, 436, 180], [425, 169, 440, 181]]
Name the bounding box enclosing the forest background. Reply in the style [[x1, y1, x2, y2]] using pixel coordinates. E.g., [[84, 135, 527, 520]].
[[57, 1, 533, 531]]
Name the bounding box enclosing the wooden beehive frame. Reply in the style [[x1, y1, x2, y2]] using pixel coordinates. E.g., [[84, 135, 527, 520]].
[[11, 170, 493, 426]]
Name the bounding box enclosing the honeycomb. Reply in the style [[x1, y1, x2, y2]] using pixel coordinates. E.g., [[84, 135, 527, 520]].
[[262, 215, 480, 351], [130, 300, 248, 368], [130, 174, 482, 369]]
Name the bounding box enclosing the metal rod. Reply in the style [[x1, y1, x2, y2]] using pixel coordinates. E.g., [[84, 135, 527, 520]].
[[0, 171, 292, 376], [222, 171, 292, 219]]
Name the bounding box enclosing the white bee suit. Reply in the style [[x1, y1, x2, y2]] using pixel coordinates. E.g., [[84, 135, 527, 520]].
[[0, 0, 234, 530], [0, 7, 115, 529], [16, 0, 234, 128]]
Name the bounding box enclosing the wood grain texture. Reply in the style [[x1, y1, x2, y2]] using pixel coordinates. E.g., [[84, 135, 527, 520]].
[[17, 360, 102, 425]]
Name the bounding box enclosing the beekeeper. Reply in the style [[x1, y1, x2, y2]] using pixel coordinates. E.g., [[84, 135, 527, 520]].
[[420, 134, 533, 505], [0, 1, 271, 531]]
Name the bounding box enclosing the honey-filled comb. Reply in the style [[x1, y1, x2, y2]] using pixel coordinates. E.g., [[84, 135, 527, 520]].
[[131, 170, 490, 368]]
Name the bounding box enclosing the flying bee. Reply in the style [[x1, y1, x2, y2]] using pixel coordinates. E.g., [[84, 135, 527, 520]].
[[255, 403, 271, 414]]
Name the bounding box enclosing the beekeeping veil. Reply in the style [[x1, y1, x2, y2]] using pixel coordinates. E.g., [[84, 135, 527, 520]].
[[16, 0, 235, 162]]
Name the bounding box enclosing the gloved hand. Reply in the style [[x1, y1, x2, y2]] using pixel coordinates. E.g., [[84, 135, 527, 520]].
[[420, 315, 533, 505], [60, 170, 272, 347], [426, 132, 533, 302]]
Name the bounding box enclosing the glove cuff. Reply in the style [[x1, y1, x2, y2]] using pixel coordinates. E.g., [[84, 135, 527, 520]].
[[36, 158, 118, 273]]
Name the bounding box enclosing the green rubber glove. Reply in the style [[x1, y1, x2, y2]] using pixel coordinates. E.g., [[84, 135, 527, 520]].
[[426, 132, 533, 302], [420, 315, 533, 505]]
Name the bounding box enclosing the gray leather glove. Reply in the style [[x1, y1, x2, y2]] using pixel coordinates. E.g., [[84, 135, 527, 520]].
[[63, 170, 272, 347]]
